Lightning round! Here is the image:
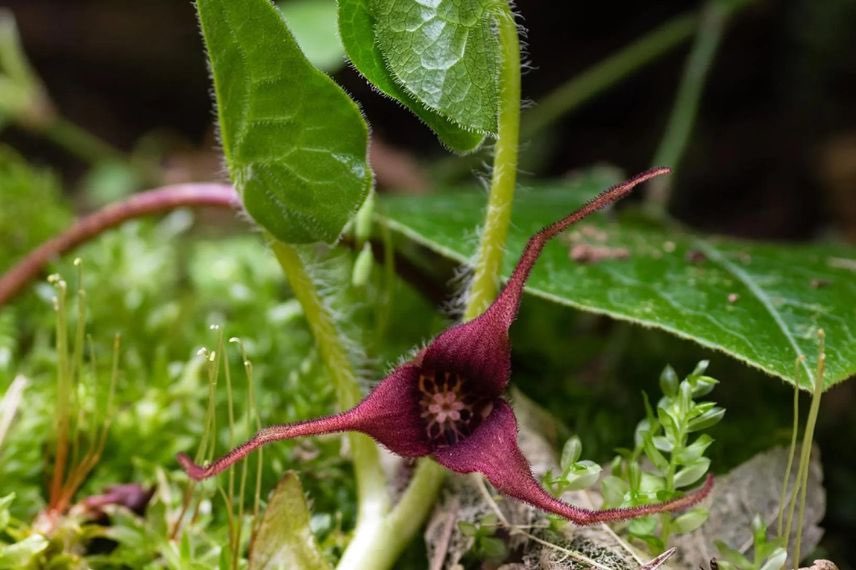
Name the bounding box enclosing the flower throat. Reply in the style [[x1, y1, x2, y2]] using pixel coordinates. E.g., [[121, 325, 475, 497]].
[[417, 369, 493, 446]]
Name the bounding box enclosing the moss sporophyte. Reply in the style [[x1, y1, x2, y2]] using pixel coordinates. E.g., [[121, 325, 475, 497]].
[[178, 168, 714, 524]]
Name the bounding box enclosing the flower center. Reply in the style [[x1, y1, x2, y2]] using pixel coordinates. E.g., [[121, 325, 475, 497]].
[[418, 369, 492, 447]]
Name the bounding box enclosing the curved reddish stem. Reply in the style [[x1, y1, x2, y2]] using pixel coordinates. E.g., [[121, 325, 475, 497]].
[[0, 183, 240, 306]]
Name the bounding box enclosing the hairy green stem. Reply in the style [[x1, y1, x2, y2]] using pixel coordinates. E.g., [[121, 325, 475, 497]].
[[466, 6, 521, 318], [337, 461, 446, 570], [339, 3, 523, 569], [646, 0, 731, 213], [270, 241, 389, 530]]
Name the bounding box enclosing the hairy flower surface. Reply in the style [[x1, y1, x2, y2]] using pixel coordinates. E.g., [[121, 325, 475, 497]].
[[178, 168, 713, 524]]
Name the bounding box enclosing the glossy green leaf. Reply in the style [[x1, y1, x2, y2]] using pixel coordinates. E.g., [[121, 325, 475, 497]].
[[279, 0, 345, 73], [248, 472, 332, 570], [368, 0, 500, 133], [338, 0, 484, 153], [379, 168, 856, 388], [197, 0, 371, 243]]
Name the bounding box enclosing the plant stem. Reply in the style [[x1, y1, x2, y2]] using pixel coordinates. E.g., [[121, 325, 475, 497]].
[[522, 12, 697, 140], [434, 10, 699, 184], [465, 5, 521, 318], [270, 242, 389, 529], [777, 358, 803, 537], [41, 116, 127, 166], [337, 461, 447, 570], [0, 183, 239, 307], [338, 3, 523, 568], [791, 331, 825, 568], [646, 0, 731, 214]]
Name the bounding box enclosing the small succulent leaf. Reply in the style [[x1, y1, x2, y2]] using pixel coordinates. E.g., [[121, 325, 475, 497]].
[[337, 0, 485, 153], [689, 359, 710, 379], [368, 0, 500, 132], [758, 548, 788, 570], [458, 521, 477, 536], [679, 381, 693, 415], [601, 475, 629, 507], [197, 0, 372, 243], [687, 407, 725, 432], [248, 472, 332, 570], [628, 515, 658, 537], [379, 173, 856, 388], [659, 365, 679, 397], [691, 376, 719, 398], [564, 460, 602, 491], [643, 435, 671, 473], [715, 540, 751, 566], [634, 417, 654, 449], [652, 435, 674, 453], [675, 434, 714, 465], [279, 0, 345, 72], [656, 406, 679, 438], [672, 507, 709, 534], [639, 472, 667, 496], [673, 457, 711, 488], [559, 436, 583, 469]]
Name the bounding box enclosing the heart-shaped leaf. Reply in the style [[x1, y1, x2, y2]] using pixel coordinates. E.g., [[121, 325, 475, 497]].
[[338, 0, 485, 153], [197, 0, 372, 243], [368, 0, 500, 133], [379, 168, 856, 388]]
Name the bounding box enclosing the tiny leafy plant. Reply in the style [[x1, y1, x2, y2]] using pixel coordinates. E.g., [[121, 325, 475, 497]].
[[0, 0, 852, 568], [600, 362, 722, 551], [715, 515, 788, 570]]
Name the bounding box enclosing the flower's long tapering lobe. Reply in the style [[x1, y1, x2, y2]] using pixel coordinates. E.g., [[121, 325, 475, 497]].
[[177, 168, 715, 525], [485, 166, 669, 329], [433, 400, 713, 524]]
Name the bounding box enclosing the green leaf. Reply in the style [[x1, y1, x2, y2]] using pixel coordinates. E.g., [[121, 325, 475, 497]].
[[0, 534, 49, 568], [673, 506, 709, 534], [559, 435, 582, 469], [338, 0, 484, 153], [674, 434, 713, 465], [368, 0, 500, 133], [758, 548, 787, 570], [659, 364, 679, 397], [197, 0, 371, 243], [379, 168, 856, 388], [627, 515, 657, 538], [564, 460, 602, 491], [673, 457, 710, 487], [687, 406, 725, 432], [248, 472, 332, 570], [279, 0, 345, 73]]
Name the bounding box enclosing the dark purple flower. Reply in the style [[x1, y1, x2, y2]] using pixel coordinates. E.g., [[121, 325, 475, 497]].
[[178, 168, 713, 524]]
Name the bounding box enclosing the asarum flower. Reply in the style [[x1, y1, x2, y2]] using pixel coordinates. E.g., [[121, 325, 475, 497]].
[[178, 167, 714, 524]]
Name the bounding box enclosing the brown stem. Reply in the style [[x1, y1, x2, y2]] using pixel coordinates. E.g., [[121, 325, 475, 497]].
[[0, 183, 240, 306]]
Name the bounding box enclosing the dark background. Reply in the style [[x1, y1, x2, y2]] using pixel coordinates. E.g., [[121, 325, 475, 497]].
[[5, 0, 856, 241]]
